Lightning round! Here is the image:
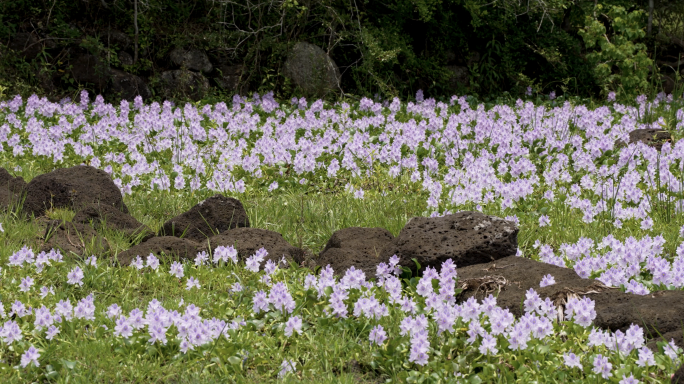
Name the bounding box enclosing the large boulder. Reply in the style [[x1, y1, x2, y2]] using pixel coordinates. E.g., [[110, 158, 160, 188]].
[[69, 54, 111, 90], [380, 212, 518, 274], [107, 30, 132, 51], [109, 69, 151, 101], [317, 227, 395, 277], [72, 202, 153, 241], [160, 194, 249, 243], [0, 167, 27, 193], [586, 290, 684, 337], [117, 236, 199, 266], [282, 42, 341, 98], [41, 220, 108, 257], [616, 129, 672, 151], [457, 256, 684, 338], [157, 70, 210, 101], [197, 227, 308, 268], [23, 165, 128, 218], [456, 255, 604, 318], [169, 48, 213, 73], [215, 64, 243, 93]]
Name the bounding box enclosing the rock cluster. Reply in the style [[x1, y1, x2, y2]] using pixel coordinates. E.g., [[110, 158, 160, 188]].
[[4, 164, 684, 366]]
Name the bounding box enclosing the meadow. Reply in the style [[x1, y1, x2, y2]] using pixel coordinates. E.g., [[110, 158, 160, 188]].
[[0, 90, 683, 383]]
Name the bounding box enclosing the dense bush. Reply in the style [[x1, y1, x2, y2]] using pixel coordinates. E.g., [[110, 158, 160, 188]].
[[0, 0, 682, 102]]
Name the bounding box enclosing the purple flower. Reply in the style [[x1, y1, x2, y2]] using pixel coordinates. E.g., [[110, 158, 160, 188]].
[[252, 291, 269, 314], [369, 325, 387, 346], [278, 359, 296, 378], [19, 276, 34, 292], [194, 251, 209, 266], [636, 346, 655, 367], [147, 254, 160, 270], [186, 277, 201, 290], [538, 215, 550, 227], [67, 267, 84, 286], [0, 320, 23, 344], [592, 354, 612, 379], [131, 256, 144, 270], [539, 274, 555, 287], [479, 332, 498, 355], [106, 304, 123, 319], [20, 345, 40, 368], [114, 316, 133, 338], [284, 316, 303, 337], [213, 245, 238, 264], [563, 352, 582, 369], [169, 261, 184, 278], [619, 374, 640, 384], [45, 325, 60, 340]]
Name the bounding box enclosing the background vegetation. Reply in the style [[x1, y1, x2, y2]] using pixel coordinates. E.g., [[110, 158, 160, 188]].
[[0, 0, 683, 102]]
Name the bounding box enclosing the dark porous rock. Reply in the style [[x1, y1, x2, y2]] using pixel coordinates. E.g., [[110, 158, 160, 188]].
[[118, 51, 134, 66], [109, 69, 151, 101], [380, 212, 518, 274], [42, 220, 108, 257], [158, 69, 210, 101], [282, 42, 341, 98], [169, 48, 213, 73], [673, 362, 684, 384], [646, 329, 684, 354], [107, 30, 132, 51], [9, 32, 42, 60], [117, 236, 198, 266], [215, 64, 243, 93], [317, 227, 395, 277], [69, 54, 111, 90], [197, 227, 308, 268], [616, 129, 672, 151], [0, 167, 27, 194], [23, 165, 128, 218], [456, 255, 606, 318], [73, 202, 154, 242], [160, 194, 249, 243], [585, 289, 684, 337]]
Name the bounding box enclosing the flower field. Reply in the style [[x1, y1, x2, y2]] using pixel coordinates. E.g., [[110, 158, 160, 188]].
[[0, 90, 683, 383]]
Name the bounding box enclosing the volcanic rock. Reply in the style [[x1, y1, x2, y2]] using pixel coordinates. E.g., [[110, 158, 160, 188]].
[[0, 167, 27, 193], [69, 54, 111, 90], [380, 212, 518, 274], [157, 69, 210, 101], [41, 220, 108, 257], [117, 236, 199, 266], [317, 227, 395, 277], [169, 48, 213, 73], [616, 129, 672, 151], [197, 227, 308, 268], [160, 194, 249, 242], [456, 255, 604, 317], [109, 69, 151, 101], [586, 289, 684, 336], [0, 167, 26, 211], [23, 165, 128, 218], [282, 42, 341, 98], [73, 202, 153, 241]]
